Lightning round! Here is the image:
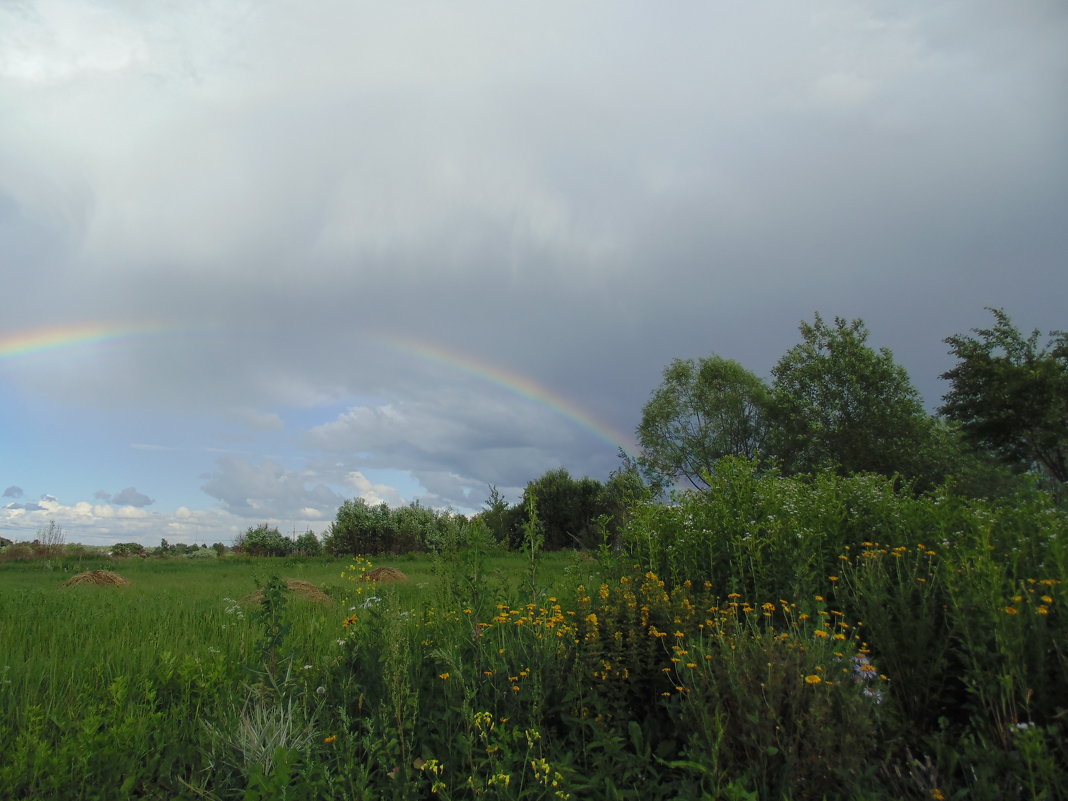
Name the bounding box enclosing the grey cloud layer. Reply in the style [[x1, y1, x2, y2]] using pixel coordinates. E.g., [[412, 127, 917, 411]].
[[1, 1, 1065, 523]]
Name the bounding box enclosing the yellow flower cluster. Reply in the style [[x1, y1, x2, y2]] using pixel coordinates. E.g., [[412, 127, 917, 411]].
[[1004, 579, 1060, 616]]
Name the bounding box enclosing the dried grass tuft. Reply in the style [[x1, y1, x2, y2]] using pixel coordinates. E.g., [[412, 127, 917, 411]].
[[63, 570, 131, 587]]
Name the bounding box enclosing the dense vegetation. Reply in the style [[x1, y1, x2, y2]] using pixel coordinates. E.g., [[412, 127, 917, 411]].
[[638, 309, 1065, 498], [1, 308, 1064, 799]]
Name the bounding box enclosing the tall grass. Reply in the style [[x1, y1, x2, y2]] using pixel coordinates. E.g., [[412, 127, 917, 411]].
[[1, 474, 1065, 799]]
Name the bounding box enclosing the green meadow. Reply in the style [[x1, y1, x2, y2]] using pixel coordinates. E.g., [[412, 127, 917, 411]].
[[2, 468, 1067, 800]]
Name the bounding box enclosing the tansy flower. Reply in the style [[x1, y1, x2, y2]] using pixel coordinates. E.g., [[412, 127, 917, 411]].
[[439, 672, 450, 680], [323, 735, 337, 744]]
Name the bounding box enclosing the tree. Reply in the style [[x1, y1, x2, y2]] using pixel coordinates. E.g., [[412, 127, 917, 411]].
[[769, 313, 937, 483], [328, 498, 395, 555], [479, 485, 520, 546], [600, 455, 653, 547], [637, 356, 771, 491], [293, 530, 322, 556], [238, 524, 294, 557], [518, 468, 609, 550], [391, 501, 455, 552], [940, 308, 1067, 485]]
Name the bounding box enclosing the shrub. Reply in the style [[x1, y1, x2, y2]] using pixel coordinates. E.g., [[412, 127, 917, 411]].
[[111, 542, 147, 558]]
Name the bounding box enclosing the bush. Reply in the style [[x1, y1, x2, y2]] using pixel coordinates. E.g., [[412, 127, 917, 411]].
[[618, 456, 1068, 797], [111, 542, 146, 558]]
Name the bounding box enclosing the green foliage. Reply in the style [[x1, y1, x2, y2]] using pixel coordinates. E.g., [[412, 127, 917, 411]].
[[293, 529, 322, 556], [110, 541, 146, 557], [618, 456, 1068, 798], [517, 468, 609, 550], [253, 575, 291, 672], [3, 508, 1066, 800], [240, 524, 295, 557], [638, 355, 770, 491], [325, 498, 459, 555], [770, 313, 939, 484], [433, 518, 505, 622], [481, 469, 643, 554], [941, 307, 1068, 485], [481, 484, 521, 545]]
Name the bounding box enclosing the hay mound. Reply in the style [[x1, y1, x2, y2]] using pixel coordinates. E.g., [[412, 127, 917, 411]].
[[241, 578, 333, 606], [64, 570, 131, 587], [362, 566, 408, 583]]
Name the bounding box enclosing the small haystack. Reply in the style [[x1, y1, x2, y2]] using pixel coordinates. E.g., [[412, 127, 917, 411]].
[[63, 570, 131, 587], [241, 578, 333, 606], [362, 566, 409, 583]]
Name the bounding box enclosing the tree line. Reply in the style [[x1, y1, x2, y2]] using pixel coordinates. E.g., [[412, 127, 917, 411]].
[[638, 308, 1066, 497], [227, 307, 1064, 558]]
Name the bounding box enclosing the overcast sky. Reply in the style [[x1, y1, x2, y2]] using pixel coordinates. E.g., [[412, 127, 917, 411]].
[[2, 0, 1066, 546]]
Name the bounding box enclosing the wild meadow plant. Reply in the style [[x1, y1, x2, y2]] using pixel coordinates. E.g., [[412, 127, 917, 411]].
[[619, 457, 1068, 800], [1, 475, 1064, 799], [315, 541, 889, 799]]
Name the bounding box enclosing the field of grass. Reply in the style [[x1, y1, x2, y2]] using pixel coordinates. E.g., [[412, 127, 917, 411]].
[[2, 467, 1066, 800]]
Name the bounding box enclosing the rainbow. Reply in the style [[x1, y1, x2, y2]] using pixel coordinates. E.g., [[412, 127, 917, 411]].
[[384, 335, 637, 456], [0, 322, 171, 361]]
